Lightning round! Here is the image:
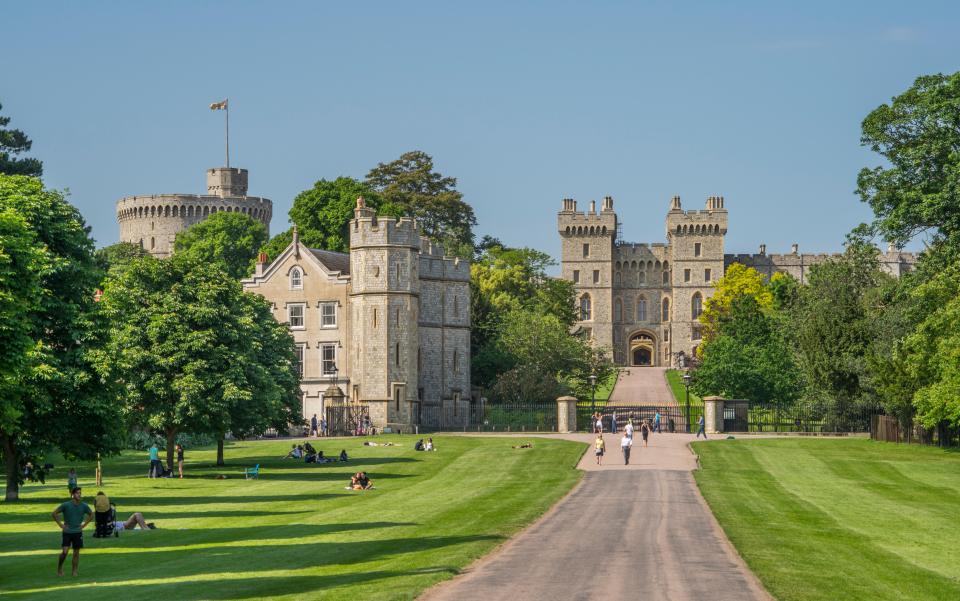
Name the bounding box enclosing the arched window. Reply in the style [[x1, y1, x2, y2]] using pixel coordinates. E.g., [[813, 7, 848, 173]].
[[614, 272, 621, 286], [579, 294, 592, 321], [639, 270, 646, 284], [290, 267, 303, 290], [615, 299, 623, 322], [662, 270, 670, 285], [692, 293, 703, 319], [637, 296, 647, 321], [662, 298, 670, 321]]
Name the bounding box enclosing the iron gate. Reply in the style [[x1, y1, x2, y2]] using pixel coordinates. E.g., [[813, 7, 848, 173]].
[[595, 404, 703, 434], [325, 404, 370, 436]]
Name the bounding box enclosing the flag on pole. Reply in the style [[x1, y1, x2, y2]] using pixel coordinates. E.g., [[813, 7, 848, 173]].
[[209, 99, 228, 110]]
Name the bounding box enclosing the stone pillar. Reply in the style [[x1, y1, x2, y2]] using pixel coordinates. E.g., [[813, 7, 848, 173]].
[[703, 396, 725, 434], [556, 396, 578, 433]]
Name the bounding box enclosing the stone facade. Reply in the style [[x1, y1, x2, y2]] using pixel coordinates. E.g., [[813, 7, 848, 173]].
[[558, 195, 917, 367], [242, 198, 470, 431], [116, 167, 272, 257]]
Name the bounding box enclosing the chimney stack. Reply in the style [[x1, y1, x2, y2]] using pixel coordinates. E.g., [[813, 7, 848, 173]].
[[791, 243, 799, 255], [759, 244, 766, 255], [255, 252, 269, 277]]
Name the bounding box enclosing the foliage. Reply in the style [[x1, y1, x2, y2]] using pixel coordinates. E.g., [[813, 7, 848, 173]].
[[94, 242, 148, 276], [857, 71, 960, 248], [0, 175, 124, 501], [125, 430, 216, 451], [286, 177, 388, 254], [173, 212, 269, 279], [96, 254, 301, 467], [665, 369, 703, 406], [366, 151, 476, 259], [259, 227, 293, 267], [699, 262, 772, 343], [0, 102, 42, 177], [693, 295, 802, 406]]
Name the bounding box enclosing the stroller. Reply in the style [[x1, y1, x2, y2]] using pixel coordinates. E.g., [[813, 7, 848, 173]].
[[150, 461, 174, 478], [93, 492, 118, 538]]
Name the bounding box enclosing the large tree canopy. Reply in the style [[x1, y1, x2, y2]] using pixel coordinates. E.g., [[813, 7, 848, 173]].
[[857, 72, 960, 247], [0, 176, 122, 501], [699, 263, 773, 344], [0, 103, 42, 177], [366, 151, 476, 259], [173, 212, 269, 279]]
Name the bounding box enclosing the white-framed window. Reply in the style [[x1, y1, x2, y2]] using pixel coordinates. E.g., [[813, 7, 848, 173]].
[[290, 267, 303, 290], [294, 344, 305, 377], [319, 302, 337, 328], [320, 343, 337, 376], [288, 303, 305, 329]]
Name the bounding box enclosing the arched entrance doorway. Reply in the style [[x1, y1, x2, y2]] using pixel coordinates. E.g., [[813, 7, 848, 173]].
[[629, 332, 656, 367]]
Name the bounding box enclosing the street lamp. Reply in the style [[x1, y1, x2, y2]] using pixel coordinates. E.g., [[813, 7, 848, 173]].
[[682, 371, 692, 434], [589, 372, 598, 417]]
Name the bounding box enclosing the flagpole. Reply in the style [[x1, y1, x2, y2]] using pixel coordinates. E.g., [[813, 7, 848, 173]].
[[225, 99, 230, 168]]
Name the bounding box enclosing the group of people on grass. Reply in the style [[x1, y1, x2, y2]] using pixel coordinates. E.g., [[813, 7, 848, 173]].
[[413, 438, 435, 452], [147, 442, 184, 479], [593, 413, 707, 466], [283, 442, 349, 464]]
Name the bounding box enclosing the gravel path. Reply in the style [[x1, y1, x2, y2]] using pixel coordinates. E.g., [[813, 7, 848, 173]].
[[607, 367, 676, 405]]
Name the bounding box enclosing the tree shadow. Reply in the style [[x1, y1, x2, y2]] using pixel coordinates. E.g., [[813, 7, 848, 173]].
[[3, 493, 346, 506]]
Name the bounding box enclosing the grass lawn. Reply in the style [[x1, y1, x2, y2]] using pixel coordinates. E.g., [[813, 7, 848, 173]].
[[665, 369, 703, 406], [693, 438, 960, 601], [1, 435, 584, 600]]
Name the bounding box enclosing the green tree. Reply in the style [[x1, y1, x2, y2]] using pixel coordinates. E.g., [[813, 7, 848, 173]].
[[94, 242, 148, 276], [0, 103, 42, 177], [366, 151, 476, 258], [699, 262, 773, 343], [97, 254, 300, 468], [857, 72, 960, 248], [288, 177, 387, 254], [173, 212, 269, 279], [0, 176, 123, 501]]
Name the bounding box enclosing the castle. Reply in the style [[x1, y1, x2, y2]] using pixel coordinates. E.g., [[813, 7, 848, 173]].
[[115, 166, 272, 257], [558, 195, 916, 367], [241, 198, 471, 431]]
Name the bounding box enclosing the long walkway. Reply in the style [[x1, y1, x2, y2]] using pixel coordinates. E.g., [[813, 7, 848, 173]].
[[419, 433, 769, 601], [607, 367, 675, 405]]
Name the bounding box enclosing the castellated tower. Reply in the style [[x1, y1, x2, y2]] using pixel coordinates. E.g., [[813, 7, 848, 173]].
[[666, 195, 728, 358], [115, 166, 272, 258], [558, 196, 617, 352], [349, 198, 421, 430]]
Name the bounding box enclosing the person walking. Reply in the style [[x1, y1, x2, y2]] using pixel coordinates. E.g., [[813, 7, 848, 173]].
[[611, 413, 618, 435], [148, 443, 161, 478], [176, 444, 184, 479], [624, 419, 634, 441], [696, 414, 707, 439], [321, 417, 328, 437], [640, 420, 651, 448], [654, 411, 661, 434], [595, 413, 603, 434], [310, 414, 319, 437], [620, 433, 633, 465], [66, 468, 78, 494], [53, 487, 93, 576], [595, 435, 605, 465]]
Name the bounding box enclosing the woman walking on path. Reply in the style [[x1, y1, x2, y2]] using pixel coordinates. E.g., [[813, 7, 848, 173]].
[[640, 420, 651, 447], [176, 444, 184, 479], [595, 435, 605, 465]]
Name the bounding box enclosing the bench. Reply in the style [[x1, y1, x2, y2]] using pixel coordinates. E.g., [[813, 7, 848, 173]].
[[244, 464, 260, 479]]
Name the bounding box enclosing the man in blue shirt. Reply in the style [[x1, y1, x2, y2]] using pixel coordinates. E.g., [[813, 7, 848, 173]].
[[148, 443, 162, 478], [53, 487, 93, 576]]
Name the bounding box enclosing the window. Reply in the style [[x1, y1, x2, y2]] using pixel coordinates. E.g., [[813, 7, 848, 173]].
[[662, 298, 670, 321], [664, 329, 670, 342], [637, 296, 647, 321], [395, 262, 401, 281], [580, 294, 592, 321], [573, 270, 580, 284], [593, 270, 600, 284], [684, 269, 691, 283], [639, 270, 646, 284], [294, 344, 304, 377], [692, 293, 703, 319], [290, 267, 303, 290], [692, 325, 702, 340], [694, 242, 702, 257], [662, 271, 669, 285], [321, 344, 337, 376], [320, 302, 336, 327], [615, 299, 622, 322], [288, 303, 305, 329], [396, 342, 400, 366], [704, 268, 711, 282], [453, 350, 459, 372], [582, 327, 592, 339], [453, 295, 459, 317], [583, 243, 590, 258], [373, 307, 377, 328], [614, 272, 621, 286]]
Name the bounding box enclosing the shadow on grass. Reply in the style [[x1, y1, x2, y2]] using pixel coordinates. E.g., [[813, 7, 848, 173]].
[[4, 493, 347, 506], [6, 567, 462, 600], [0, 508, 317, 524]]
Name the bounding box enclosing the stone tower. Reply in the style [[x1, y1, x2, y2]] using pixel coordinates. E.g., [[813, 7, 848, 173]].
[[665, 195, 728, 356], [348, 197, 421, 430], [557, 196, 617, 349], [115, 166, 272, 258]]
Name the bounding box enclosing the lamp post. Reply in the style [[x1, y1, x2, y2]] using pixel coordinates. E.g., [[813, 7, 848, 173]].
[[589, 372, 598, 417], [682, 371, 692, 434]]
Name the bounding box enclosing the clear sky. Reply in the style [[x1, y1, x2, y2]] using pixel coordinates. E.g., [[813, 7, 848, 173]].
[[4, 1, 957, 268]]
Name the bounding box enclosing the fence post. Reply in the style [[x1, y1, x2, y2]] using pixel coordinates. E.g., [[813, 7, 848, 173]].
[[703, 396, 724, 434], [556, 396, 577, 433]]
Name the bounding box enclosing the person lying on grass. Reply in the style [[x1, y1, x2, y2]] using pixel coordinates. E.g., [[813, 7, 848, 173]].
[[350, 472, 374, 490], [512, 442, 534, 449], [114, 509, 156, 533]]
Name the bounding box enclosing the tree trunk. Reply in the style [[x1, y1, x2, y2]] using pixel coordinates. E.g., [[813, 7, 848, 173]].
[[2, 433, 20, 502], [216, 437, 225, 466], [165, 428, 177, 470]]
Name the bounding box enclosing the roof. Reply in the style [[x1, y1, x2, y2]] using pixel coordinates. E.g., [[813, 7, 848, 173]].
[[308, 248, 351, 275]]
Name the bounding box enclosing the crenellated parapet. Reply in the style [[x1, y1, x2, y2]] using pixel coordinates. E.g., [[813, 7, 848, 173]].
[[726, 245, 918, 283]]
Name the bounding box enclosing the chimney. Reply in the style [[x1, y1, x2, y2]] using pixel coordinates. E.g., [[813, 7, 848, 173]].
[[589, 200, 596, 214], [670, 195, 682, 211], [759, 244, 766, 256], [255, 252, 269, 277], [602, 196, 614, 211], [791, 243, 799, 255], [293, 226, 301, 258]]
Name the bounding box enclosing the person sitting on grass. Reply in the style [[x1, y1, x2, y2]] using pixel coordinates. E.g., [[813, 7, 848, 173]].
[[414, 439, 425, 451], [113, 508, 156, 533], [284, 444, 304, 459], [304, 441, 316, 455], [339, 449, 349, 462], [425, 438, 435, 451], [350, 472, 374, 490], [512, 442, 534, 449]]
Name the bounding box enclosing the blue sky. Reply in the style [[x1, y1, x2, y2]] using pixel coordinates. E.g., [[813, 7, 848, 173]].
[[3, 1, 958, 267]]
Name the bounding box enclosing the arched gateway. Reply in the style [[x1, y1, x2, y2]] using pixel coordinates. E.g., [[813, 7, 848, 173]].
[[629, 332, 657, 367]]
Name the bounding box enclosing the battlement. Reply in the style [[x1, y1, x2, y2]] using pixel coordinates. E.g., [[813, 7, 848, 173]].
[[207, 167, 248, 197], [350, 214, 420, 249], [558, 197, 617, 236], [419, 254, 470, 282]]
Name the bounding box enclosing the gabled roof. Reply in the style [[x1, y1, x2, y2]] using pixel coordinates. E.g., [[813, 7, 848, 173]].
[[308, 248, 350, 275]]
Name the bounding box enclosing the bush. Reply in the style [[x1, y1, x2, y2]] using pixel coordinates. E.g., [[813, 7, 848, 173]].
[[125, 430, 216, 450]]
